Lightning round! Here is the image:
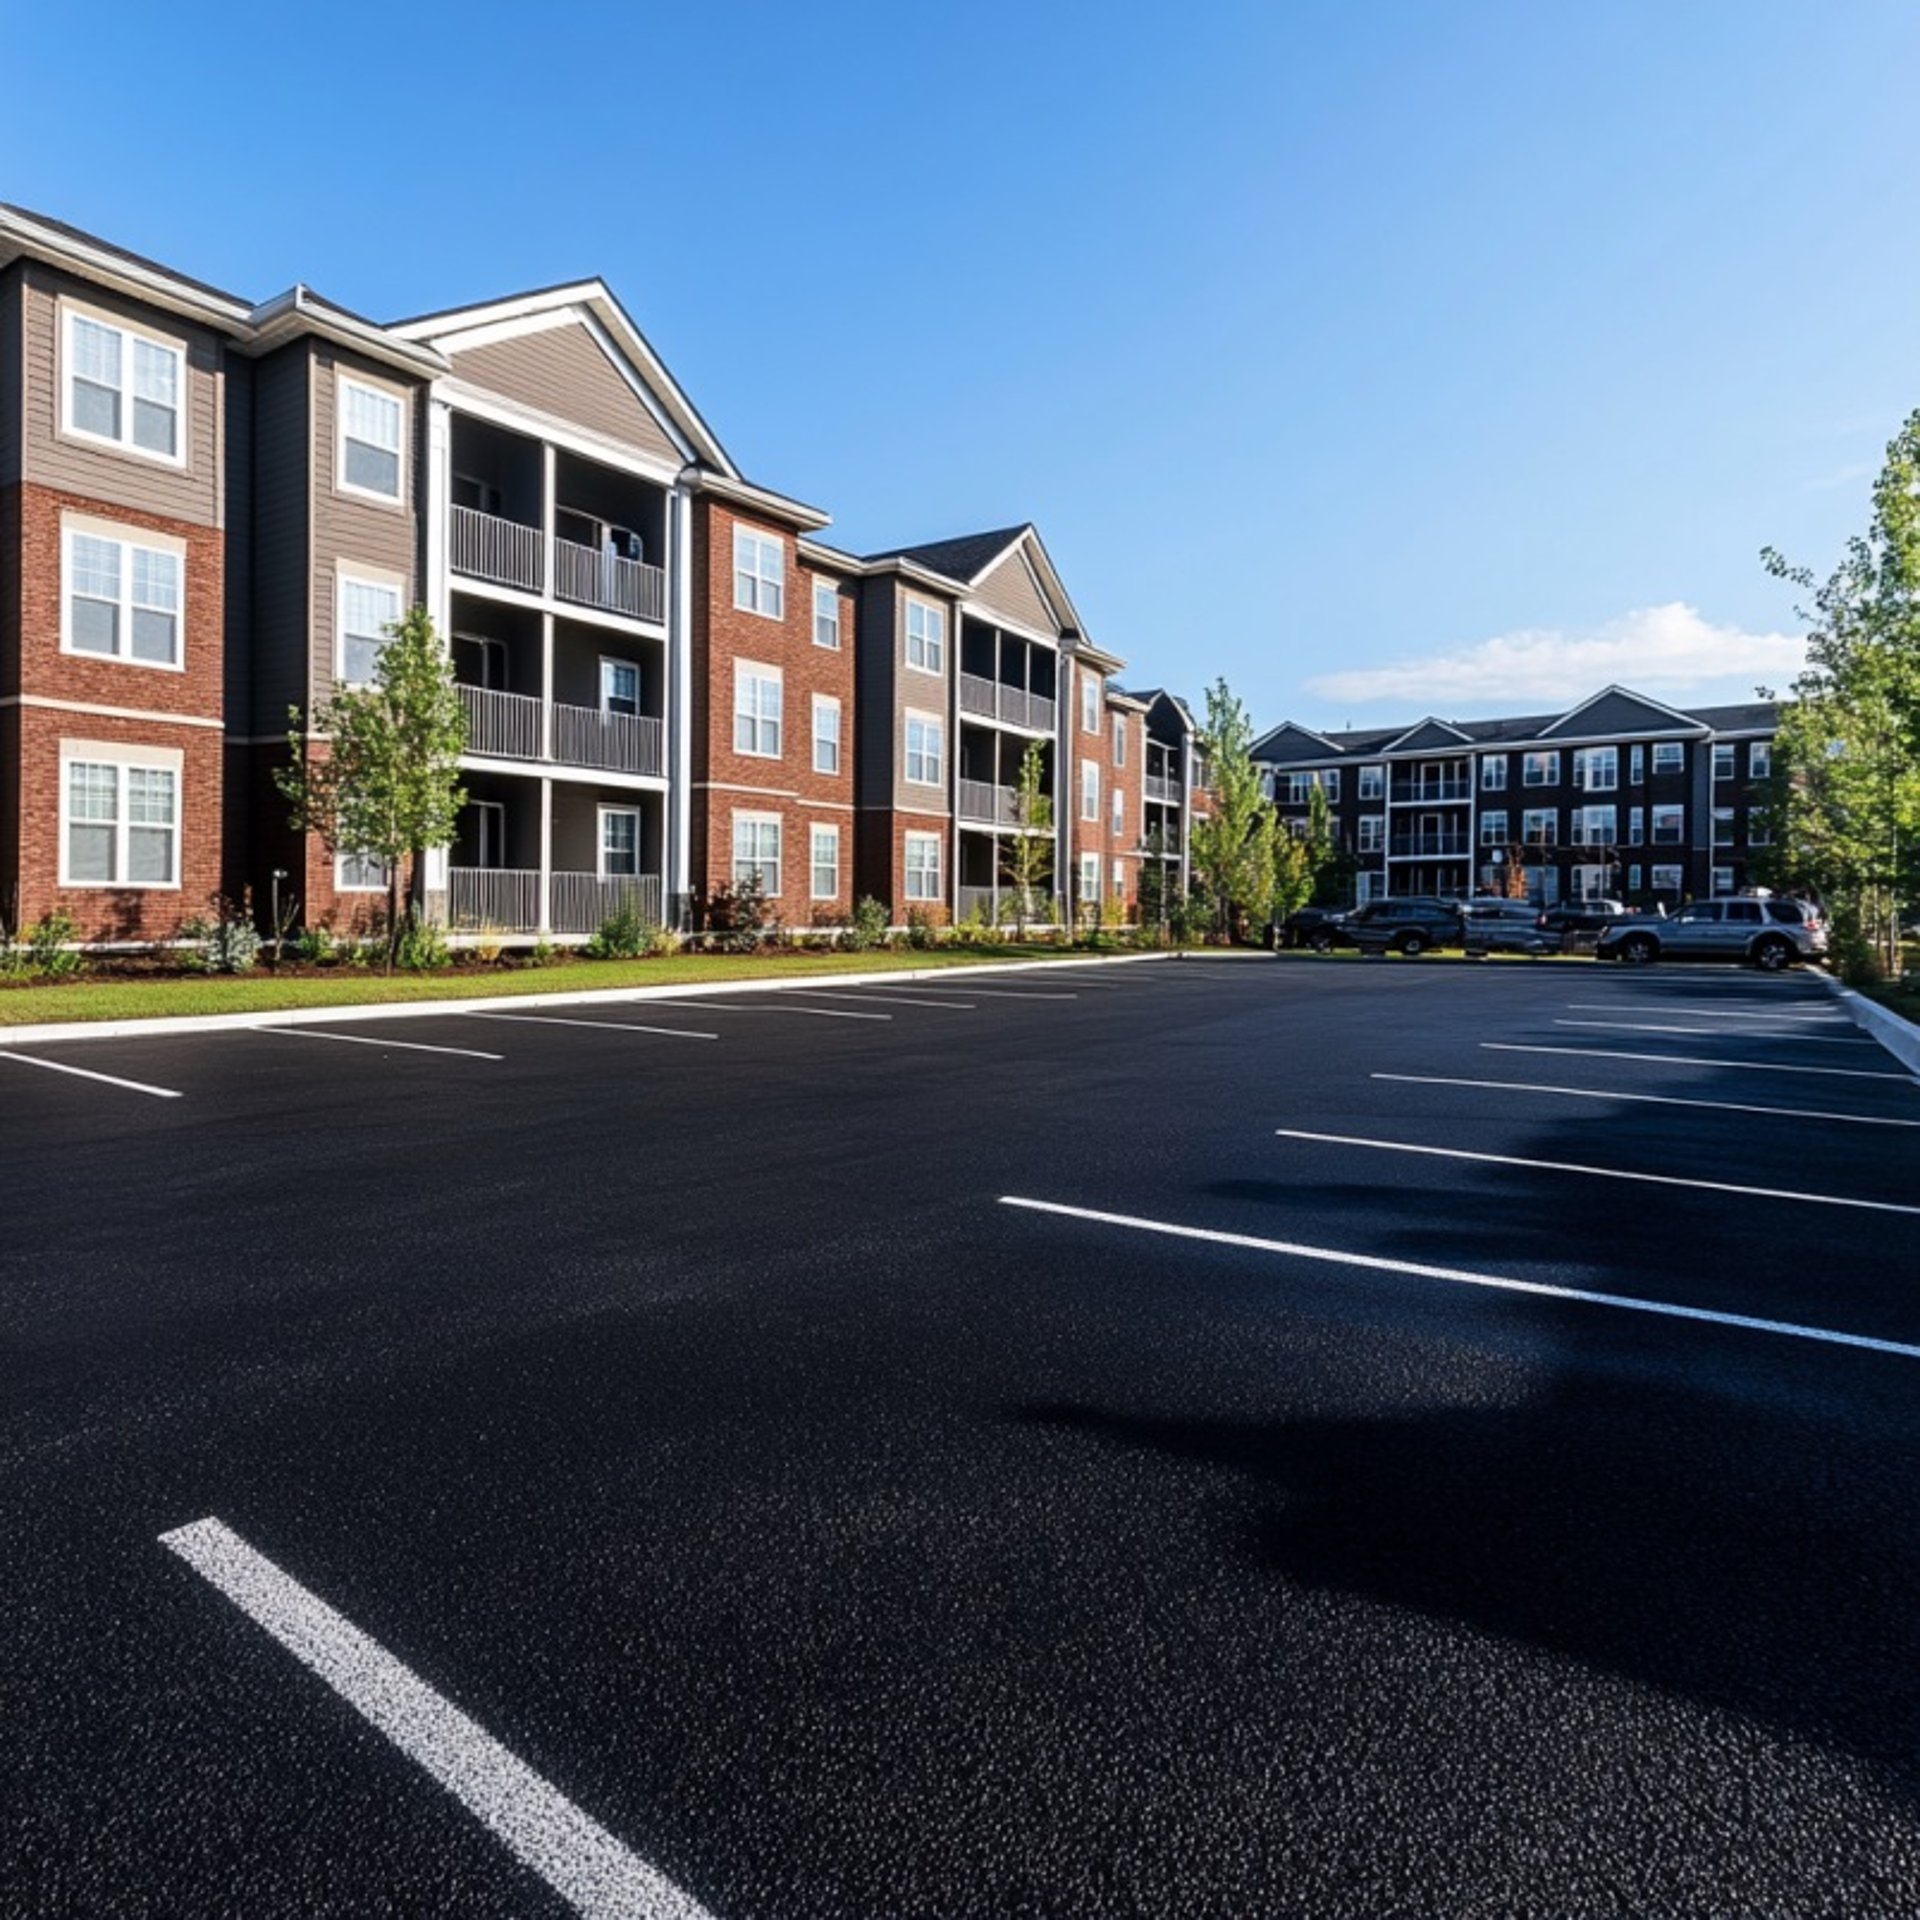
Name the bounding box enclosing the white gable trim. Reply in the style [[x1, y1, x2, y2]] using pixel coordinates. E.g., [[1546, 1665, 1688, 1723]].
[[1252, 720, 1344, 758], [1380, 716, 1473, 752]]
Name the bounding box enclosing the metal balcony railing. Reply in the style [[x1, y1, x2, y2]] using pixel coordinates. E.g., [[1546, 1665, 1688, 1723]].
[[957, 779, 1020, 826], [550, 872, 662, 935], [451, 506, 543, 593], [1390, 777, 1473, 804], [1388, 833, 1471, 858], [552, 702, 664, 776], [1144, 773, 1180, 803], [447, 867, 541, 931], [458, 685, 543, 761], [553, 537, 666, 623], [959, 672, 1057, 731]]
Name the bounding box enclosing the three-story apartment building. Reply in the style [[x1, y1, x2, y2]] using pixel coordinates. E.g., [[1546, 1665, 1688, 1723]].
[[1253, 686, 1779, 907]]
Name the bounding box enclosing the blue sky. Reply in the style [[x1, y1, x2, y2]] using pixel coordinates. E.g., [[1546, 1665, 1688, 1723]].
[[7, 1, 1918, 727]]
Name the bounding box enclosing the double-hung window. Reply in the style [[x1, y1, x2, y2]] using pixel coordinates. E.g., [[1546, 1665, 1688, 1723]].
[[1712, 806, 1736, 847], [66, 310, 183, 460], [1112, 714, 1127, 764], [1359, 765, 1385, 800], [1652, 863, 1684, 894], [64, 524, 183, 667], [812, 695, 841, 775], [1480, 756, 1508, 792], [1651, 804, 1684, 844], [732, 815, 780, 893], [1478, 809, 1509, 845], [336, 851, 389, 892], [1573, 746, 1618, 792], [1750, 740, 1772, 780], [600, 657, 640, 716], [810, 824, 840, 900], [63, 754, 179, 886], [1522, 808, 1557, 845], [1629, 806, 1645, 846], [1652, 741, 1685, 775], [1712, 743, 1736, 782], [1748, 808, 1772, 847], [1081, 675, 1100, 733], [1359, 815, 1386, 853], [1081, 759, 1100, 821], [1522, 751, 1560, 787], [733, 530, 785, 617], [905, 712, 943, 786], [600, 806, 641, 877], [1111, 789, 1125, 837], [339, 378, 404, 500], [1078, 852, 1100, 903], [812, 580, 841, 649], [1572, 805, 1616, 846], [338, 575, 402, 686], [1630, 744, 1646, 785], [1322, 769, 1341, 803], [734, 664, 783, 757], [905, 599, 944, 672], [904, 832, 941, 901]]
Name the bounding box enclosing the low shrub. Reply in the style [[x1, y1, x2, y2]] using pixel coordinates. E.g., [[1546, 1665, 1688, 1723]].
[[470, 923, 506, 966], [24, 910, 82, 979], [846, 895, 889, 953], [585, 898, 655, 960], [904, 906, 939, 950], [184, 896, 262, 974], [702, 873, 770, 954], [395, 912, 451, 972]]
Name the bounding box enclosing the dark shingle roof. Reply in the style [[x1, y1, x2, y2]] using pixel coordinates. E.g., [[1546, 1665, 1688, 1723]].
[[865, 525, 1030, 581], [0, 203, 246, 307], [1689, 700, 1779, 732]]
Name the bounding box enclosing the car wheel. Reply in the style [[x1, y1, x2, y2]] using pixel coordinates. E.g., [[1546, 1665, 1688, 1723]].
[[1752, 935, 1794, 972], [1308, 930, 1332, 952], [1616, 934, 1657, 965], [1399, 932, 1429, 957]]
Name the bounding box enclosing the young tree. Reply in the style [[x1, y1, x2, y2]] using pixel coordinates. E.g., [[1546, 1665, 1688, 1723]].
[[1188, 678, 1276, 941], [1760, 412, 1920, 976], [1000, 738, 1055, 938], [1270, 820, 1315, 928], [277, 605, 469, 965]]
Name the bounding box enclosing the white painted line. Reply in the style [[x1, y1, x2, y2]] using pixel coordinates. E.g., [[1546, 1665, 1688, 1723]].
[[934, 987, 1078, 1001], [782, 990, 977, 1010], [1371, 1071, 1920, 1129], [160, 1518, 712, 1920], [648, 998, 890, 1021], [1483, 1042, 1914, 1083], [998, 1196, 1920, 1363], [251, 1026, 502, 1061], [1554, 1018, 1866, 1045], [0, 1048, 183, 1100], [1273, 1126, 1920, 1218], [1564, 1003, 1843, 1023], [465, 1012, 719, 1041]]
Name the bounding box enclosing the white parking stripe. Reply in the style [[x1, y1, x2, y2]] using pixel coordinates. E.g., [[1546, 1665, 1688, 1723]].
[[160, 1519, 713, 1920], [1553, 1018, 1866, 1044], [649, 998, 890, 1021], [1483, 1042, 1913, 1083], [1273, 1126, 1920, 1217], [0, 1048, 183, 1100], [465, 1012, 719, 1040], [935, 987, 1078, 1001], [1371, 1071, 1920, 1128], [998, 1196, 1920, 1363], [251, 1027, 502, 1061], [784, 990, 976, 1009], [1564, 1003, 1842, 1023]]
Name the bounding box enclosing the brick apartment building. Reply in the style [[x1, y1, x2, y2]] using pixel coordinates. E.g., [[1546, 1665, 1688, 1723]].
[[1252, 686, 1780, 908]]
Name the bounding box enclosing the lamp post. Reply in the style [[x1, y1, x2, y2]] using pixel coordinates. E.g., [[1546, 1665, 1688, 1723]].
[[270, 869, 289, 966]]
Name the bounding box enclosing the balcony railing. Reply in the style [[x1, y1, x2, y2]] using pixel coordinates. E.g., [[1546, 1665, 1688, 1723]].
[[458, 685, 543, 761], [553, 536, 666, 623], [1388, 833, 1471, 858], [451, 506, 543, 593], [959, 672, 1057, 732], [957, 779, 1020, 826], [550, 871, 662, 935], [552, 702, 664, 776], [1390, 777, 1473, 804], [1144, 773, 1181, 804], [448, 867, 541, 931]]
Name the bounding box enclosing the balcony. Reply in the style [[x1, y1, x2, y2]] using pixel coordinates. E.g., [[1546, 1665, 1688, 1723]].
[[451, 506, 543, 594], [959, 672, 1056, 732], [458, 685, 664, 777], [958, 779, 1020, 826], [1388, 832, 1471, 859], [1390, 776, 1472, 804], [1144, 773, 1181, 804], [449, 508, 666, 623], [446, 868, 662, 934]]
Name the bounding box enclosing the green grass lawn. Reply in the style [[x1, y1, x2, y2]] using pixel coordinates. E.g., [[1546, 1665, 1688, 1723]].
[[0, 944, 1129, 1027]]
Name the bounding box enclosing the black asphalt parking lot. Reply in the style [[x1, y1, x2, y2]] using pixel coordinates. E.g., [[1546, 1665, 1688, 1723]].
[[7, 954, 1920, 1917]]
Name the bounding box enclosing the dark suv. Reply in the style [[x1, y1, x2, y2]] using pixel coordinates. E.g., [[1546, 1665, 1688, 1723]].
[[1596, 896, 1828, 970], [1346, 896, 1466, 956], [1273, 905, 1351, 951]]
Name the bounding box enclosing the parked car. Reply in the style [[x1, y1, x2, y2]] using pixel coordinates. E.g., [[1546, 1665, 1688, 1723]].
[[1537, 899, 1631, 939], [1462, 898, 1555, 957], [1346, 896, 1466, 956], [1273, 905, 1352, 951], [1596, 896, 1827, 971]]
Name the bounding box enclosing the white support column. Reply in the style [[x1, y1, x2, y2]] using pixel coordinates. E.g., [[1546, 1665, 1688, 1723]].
[[537, 778, 554, 935], [425, 397, 452, 635], [669, 486, 693, 923]]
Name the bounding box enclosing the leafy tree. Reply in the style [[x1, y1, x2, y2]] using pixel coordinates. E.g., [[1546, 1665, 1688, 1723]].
[[277, 605, 468, 966], [1000, 738, 1055, 937], [1270, 821, 1314, 927], [1760, 412, 1920, 976], [1188, 678, 1275, 941]]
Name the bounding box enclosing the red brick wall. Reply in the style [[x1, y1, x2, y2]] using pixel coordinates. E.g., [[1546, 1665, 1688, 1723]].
[[859, 807, 950, 924], [690, 500, 857, 924]]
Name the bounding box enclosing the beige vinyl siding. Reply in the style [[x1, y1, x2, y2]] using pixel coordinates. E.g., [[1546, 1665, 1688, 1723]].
[[970, 547, 1057, 636], [0, 265, 22, 487], [450, 321, 680, 464], [246, 348, 312, 732], [18, 264, 223, 526], [895, 588, 953, 816]]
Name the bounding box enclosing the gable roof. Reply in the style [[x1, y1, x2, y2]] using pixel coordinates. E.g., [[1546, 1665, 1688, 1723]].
[[1381, 716, 1473, 753], [876, 525, 1031, 581], [1251, 719, 1344, 760], [1534, 684, 1705, 740]]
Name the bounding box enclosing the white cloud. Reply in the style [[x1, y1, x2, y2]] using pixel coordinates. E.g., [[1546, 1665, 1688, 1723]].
[[1304, 603, 1805, 710]]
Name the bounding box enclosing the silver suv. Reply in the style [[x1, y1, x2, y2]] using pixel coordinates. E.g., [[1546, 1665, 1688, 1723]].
[[1596, 897, 1827, 971]]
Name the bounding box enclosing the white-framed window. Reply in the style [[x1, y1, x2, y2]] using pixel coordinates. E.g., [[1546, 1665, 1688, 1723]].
[[1359, 764, 1385, 800], [1712, 865, 1737, 895], [810, 823, 840, 900], [1480, 755, 1508, 791], [1478, 809, 1508, 845], [1522, 808, 1557, 845], [338, 574, 403, 686], [338, 377, 404, 501], [1629, 744, 1645, 785], [905, 598, 945, 673], [335, 851, 389, 893], [1571, 863, 1612, 901], [1712, 743, 1736, 782], [1572, 746, 1618, 792], [732, 813, 781, 893], [1283, 771, 1334, 805], [1111, 789, 1125, 837], [1522, 750, 1560, 787], [1081, 758, 1099, 821], [1112, 713, 1127, 765], [1322, 768, 1341, 803], [60, 749, 180, 887], [1111, 858, 1124, 892], [599, 806, 641, 878], [63, 522, 183, 668], [1572, 805, 1616, 846], [1651, 804, 1684, 845], [904, 831, 941, 900], [1750, 740, 1772, 780], [733, 529, 785, 618], [1651, 863, 1684, 895], [64, 308, 183, 462], [905, 712, 944, 786], [1748, 810, 1772, 847], [1652, 740, 1685, 775], [1078, 851, 1100, 902], [1628, 863, 1643, 893], [1629, 806, 1645, 846], [1358, 815, 1385, 853], [812, 695, 841, 775], [1355, 870, 1382, 905], [600, 656, 640, 715], [1081, 674, 1100, 733], [812, 579, 841, 649], [733, 663, 783, 757], [1712, 806, 1736, 847]]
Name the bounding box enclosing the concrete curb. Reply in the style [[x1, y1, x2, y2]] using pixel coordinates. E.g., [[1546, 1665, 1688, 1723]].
[[0, 949, 1175, 1049], [1819, 973, 1920, 1078]]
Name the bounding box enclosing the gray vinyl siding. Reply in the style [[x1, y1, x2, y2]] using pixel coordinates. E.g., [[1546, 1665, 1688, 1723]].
[[246, 348, 312, 734], [0, 265, 22, 487], [1541, 690, 1700, 741], [450, 323, 680, 465], [970, 547, 1056, 635], [17, 263, 223, 526]]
